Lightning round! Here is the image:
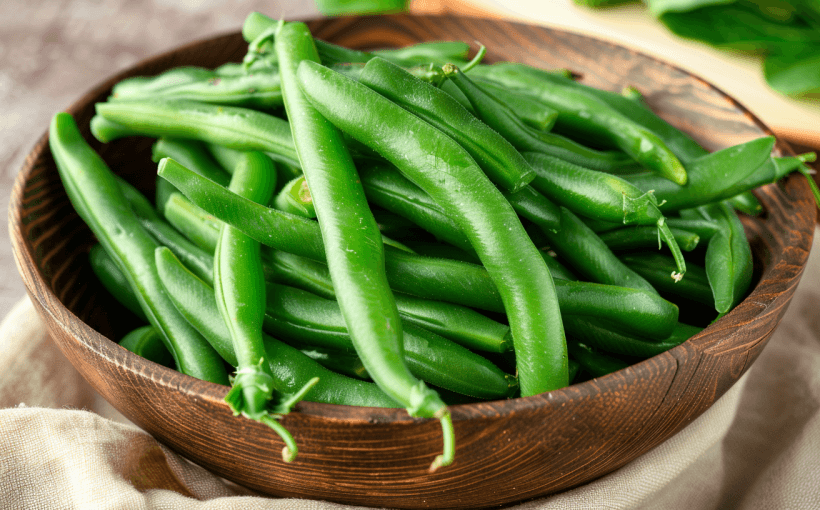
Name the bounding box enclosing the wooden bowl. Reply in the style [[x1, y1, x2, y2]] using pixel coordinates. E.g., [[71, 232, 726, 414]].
[[9, 14, 816, 509]]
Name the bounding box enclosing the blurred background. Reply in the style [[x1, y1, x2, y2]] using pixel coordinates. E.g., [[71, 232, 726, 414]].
[[2, 0, 819, 321]]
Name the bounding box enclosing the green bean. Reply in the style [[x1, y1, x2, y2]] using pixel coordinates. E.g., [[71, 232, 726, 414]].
[[116, 177, 214, 284], [273, 176, 315, 218], [155, 246, 398, 408], [620, 252, 713, 304], [363, 160, 561, 241], [242, 12, 471, 68], [357, 57, 536, 192], [89, 243, 148, 321], [264, 250, 512, 353], [94, 99, 299, 167], [89, 115, 143, 142], [112, 67, 214, 98], [689, 203, 754, 314], [297, 59, 567, 396], [447, 66, 635, 173], [371, 208, 432, 241], [359, 163, 472, 252], [735, 154, 816, 193], [158, 158, 325, 259], [539, 252, 578, 281], [275, 22, 452, 469], [112, 65, 283, 109], [471, 77, 559, 130], [542, 207, 659, 293], [119, 325, 175, 368], [155, 175, 176, 216], [510, 66, 708, 163], [401, 241, 480, 264], [585, 216, 721, 241], [373, 41, 471, 66], [162, 192, 221, 253], [622, 137, 779, 211], [566, 340, 630, 378], [727, 190, 763, 216], [152, 138, 230, 187], [667, 218, 721, 241], [599, 226, 700, 252], [523, 152, 686, 277], [564, 317, 700, 358], [50, 112, 227, 385], [205, 143, 302, 190], [299, 346, 371, 380], [468, 63, 689, 184], [267, 248, 678, 341], [501, 186, 562, 233], [214, 152, 278, 425], [206, 142, 246, 174]]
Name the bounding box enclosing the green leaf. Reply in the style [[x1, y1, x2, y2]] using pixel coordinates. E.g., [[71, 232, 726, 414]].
[[648, 0, 734, 17], [656, 4, 820, 53], [572, 0, 638, 7], [764, 46, 820, 95]]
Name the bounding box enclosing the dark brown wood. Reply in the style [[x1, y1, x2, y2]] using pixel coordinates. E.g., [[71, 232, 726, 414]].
[[8, 14, 816, 509]]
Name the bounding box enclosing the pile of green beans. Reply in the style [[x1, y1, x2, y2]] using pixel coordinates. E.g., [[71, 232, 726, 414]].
[[53, 11, 817, 471]]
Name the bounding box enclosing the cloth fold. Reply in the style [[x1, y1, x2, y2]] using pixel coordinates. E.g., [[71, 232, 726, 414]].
[[2, 229, 820, 509]]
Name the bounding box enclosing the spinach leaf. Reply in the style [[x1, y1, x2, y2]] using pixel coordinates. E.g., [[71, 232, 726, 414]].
[[764, 46, 820, 95]]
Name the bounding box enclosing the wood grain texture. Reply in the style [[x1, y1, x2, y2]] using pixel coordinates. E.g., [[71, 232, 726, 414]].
[[8, 14, 816, 509]]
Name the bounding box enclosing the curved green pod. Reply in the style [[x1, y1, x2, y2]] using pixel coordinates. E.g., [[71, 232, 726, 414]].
[[599, 226, 700, 252], [89, 243, 148, 322], [450, 67, 635, 173], [623, 137, 778, 211], [297, 59, 566, 397], [119, 325, 175, 368], [564, 317, 700, 358], [214, 152, 277, 419], [467, 62, 688, 185], [112, 66, 283, 109], [49, 112, 227, 385], [357, 57, 535, 193], [116, 177, 214, 285], [94, 99, 299, 167], [152, 138, 230, 187], [275, 23, 446, 426]]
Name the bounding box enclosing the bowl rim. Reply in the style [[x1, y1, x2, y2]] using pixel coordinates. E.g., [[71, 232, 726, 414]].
[[8, 13, 816, 427]]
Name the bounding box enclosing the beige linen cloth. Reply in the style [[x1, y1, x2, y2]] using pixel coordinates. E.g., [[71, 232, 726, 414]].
[[2, 234, 820, 509]]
